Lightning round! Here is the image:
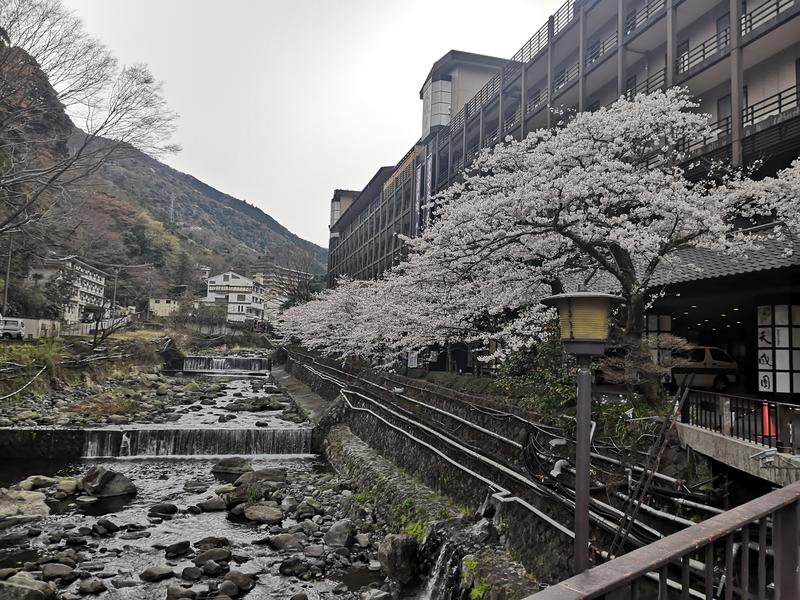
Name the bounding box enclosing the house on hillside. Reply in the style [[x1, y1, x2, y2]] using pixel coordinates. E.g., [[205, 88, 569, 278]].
[[250, 255, 313, 321], [29, 257, 108, 324], [148, 297, 181, 319], [202, 271, 265, 325]]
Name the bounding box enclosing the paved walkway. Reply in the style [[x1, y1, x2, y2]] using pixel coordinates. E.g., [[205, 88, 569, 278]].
[[271, 365, 331, 425]]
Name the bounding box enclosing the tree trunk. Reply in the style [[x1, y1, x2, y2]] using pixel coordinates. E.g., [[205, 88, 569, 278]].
[[624, 292, 663, 405]]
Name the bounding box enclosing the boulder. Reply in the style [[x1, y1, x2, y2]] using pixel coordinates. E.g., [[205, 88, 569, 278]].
[[166, 585, 196, 599], [56, 479, 78, 495], [210, 457, 252, 475], [377, 534, 418, 585], [41, 563, 76, 581], [233, 467, 287, 485], [218, 580, 238, 596], [0, 490, 49, 518], [226, 481, 280, 506], [243, 503, 283, 525], [78, 578, 107, 594], [180, 566, 202, 581], [0, 581, 46, 600], [149, 502, 178, 515], [139, 566, 174, 582], [165, 540, 191, 558], [223, 570, 255, 592], [80, 466, 136, 497], [323, 519, 354, 548], [196, 495, 226, 512], [267, 533, 303, 551], [5, 573, 54, 599], [18, 476, 57, 491], [193, 547, 231, 566]]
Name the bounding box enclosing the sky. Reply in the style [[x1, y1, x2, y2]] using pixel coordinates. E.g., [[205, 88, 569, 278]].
[[63, 0, 564, 247]]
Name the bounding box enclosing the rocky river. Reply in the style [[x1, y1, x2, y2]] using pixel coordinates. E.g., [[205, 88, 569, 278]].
[[0, 362, 418, 600]]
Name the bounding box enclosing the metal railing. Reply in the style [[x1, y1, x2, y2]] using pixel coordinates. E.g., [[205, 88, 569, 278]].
[[554, 61, 580, 94], [676, 28, 730, 75], [527, 89, 547, 114], [633, 67, 667, 97], [586, 30, 618, 67], [512, 22, 549, 65], [741, 0, 795, 36], [625, 0, 666, 37], [526, 479, 800, 599], [553, 0, 577, 36], [682, 115, 732, 154], [743, 84, 800, 128], [682, 388, 800, 452], [504, 108, 521, 132]]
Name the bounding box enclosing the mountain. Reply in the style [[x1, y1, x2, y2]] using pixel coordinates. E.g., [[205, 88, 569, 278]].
[[0, 44, 326, 308]]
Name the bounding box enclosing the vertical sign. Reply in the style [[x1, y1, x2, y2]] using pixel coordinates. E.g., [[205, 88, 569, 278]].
[[414, 163, 423, 235], [757, 304, 800, 395], [425, 153, 434, 226]]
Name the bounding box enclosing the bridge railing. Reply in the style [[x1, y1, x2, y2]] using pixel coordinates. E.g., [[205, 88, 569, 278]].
[[525, 480, 800, 599], [681, 389, 800, 453]]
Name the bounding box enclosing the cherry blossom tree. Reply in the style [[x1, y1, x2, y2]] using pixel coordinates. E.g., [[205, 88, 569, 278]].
[[281, 88, 800, 400]]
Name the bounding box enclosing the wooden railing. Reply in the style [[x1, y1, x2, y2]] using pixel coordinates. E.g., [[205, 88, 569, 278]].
[[526, 480, 800, 599]]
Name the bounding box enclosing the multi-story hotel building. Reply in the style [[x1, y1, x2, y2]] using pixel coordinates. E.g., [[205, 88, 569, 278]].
[[328, 0, 800, 285], [30, 257, 108, 323], [202, 271, 266, 325], [327, 0, 800, 400]]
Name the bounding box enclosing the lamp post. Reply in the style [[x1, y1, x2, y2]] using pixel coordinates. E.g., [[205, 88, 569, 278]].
[[542, 290, 621, 574]]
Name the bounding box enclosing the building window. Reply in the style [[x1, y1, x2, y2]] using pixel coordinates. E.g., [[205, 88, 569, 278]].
[[237, 294, 246, 302], [223, 274, 229, 282]]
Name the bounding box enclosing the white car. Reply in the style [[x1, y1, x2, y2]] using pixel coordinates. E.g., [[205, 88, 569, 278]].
[[0, 318, 25, 340], [666, 346, 739, 392]]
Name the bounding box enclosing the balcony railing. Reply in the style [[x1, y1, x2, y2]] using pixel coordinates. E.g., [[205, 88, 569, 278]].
[[741, 0, 795, 36], [625, 0, 666, 37], [553, 61, 579, 94], [527, 91, 547, 114], [504, 108, 521, 132], [511, 22, 549, 65], [743, 84, 800, 128], [451, 108, 465, 133], [466, 73, 501, 116], [682, 389, 800, 452], [631, 67, 667, 98], [683, 115, 731, 154], [526, 480, 800, 599], [586, 30, 618, 68], [553, 0, 577, 36], [676, 28, 730, 75]]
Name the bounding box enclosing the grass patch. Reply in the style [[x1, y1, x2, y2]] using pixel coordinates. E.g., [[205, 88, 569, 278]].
[[64, 394, 142, 417], [469, 579, 491, 600], [352, 491, 376, 505]]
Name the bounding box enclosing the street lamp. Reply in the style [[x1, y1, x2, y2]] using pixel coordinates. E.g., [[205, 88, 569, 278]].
[[542, 290, 622, 574]]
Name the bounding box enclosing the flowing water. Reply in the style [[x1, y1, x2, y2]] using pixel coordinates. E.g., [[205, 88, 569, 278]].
[[181, 355, 270, 373]]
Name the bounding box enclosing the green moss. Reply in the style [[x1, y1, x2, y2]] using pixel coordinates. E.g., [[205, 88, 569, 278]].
[[469, 579, 491, 600], [352, 491, 376, 505], [462, 556, 479, 588], [403, 519, 427, 543]]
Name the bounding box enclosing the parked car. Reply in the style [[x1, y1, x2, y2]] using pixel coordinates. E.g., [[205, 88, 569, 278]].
[[665, 346, 739, 392], [0, 318, 25, 340]]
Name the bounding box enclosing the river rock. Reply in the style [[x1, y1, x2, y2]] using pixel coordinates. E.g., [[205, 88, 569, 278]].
[[201, 560, 225, 576], [139, 566, 174, 582], [80, 466, 136, 497], [193, 547, 231, 566], [194, 536, 230, 550], [18, 476, 57, 491], [0, 490, 49, 518], [210, 457, 252, 475], [95, 518, 119, 533], [149, 502, 178, 515], [0, 581, 45, 600], [181, 566, 202, 581], [323, 519, 354, 548], [166, 585, 196, 599], [165, 540, 191, 558], [243, 503, 283, 524], [218, 580, 238, 596], [196, 495, 226, 512], [267, 533, 303, 551], [233, 467, 287, 485], [223, 570, 255, 592], [303, 545, 324, 558], [42, 562, 76, 581], [377, 534, 418, 584], [362, 591, 390, 600], [5, 573, 54, 599], [78, 578, 107, 594], [56, 478, 78, 494], [226, 481, 280, 506]]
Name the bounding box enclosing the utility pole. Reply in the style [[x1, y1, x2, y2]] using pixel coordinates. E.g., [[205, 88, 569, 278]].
[[2, 234, 12, 315], [111, 268, 120, 310]]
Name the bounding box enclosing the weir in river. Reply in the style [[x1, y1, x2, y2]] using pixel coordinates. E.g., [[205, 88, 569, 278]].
[[181, 355, 271, 373], [82, 427, 312, 457]]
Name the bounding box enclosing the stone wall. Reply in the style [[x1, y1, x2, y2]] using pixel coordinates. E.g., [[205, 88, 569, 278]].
[[0, 428, 86, 459]]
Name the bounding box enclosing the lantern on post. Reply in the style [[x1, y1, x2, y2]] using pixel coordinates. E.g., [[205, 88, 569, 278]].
[[542, 290, 622, 574]]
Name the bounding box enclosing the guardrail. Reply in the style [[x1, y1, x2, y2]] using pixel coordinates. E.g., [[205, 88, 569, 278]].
[[525, 479, 800, 599], [682, 388, 800, 452], [586, 30, 618, 68], [743, 84, 799, 128], [676, 28, 729, 75], [625, 0, 666, 37], [741, 0, 795, 36]]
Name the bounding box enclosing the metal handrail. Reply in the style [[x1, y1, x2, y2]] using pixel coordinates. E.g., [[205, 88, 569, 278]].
[[633, 67, 667, 96], [676, 27, 730, 75], [553, 61, 579, 93], [526, 480, 800, 599], [586, 30, 618, 67], [741, 0, 795, 36], [625, 0, 666, 36], [743, 84, 800, 127], [553, 0, 577, 36], [527, 88, 547, 113], [682, 115, 731, 154], [512, 23, 549, 65]]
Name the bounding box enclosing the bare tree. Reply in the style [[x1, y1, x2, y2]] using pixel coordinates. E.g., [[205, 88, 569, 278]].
[[0, 0, 178, 236]]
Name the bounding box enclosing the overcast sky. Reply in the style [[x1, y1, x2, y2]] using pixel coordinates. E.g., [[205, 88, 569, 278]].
[[63, 0, 564, 247]]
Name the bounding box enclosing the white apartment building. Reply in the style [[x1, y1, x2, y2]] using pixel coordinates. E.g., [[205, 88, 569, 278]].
[[148, 297, 181, 318], [203, 271, 265, 324], [30, 258, 108, 324]]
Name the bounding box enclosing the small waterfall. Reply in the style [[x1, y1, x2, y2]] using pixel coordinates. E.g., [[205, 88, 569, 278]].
[[181, 355, 271, 373], [82, 428, 311, 457], [419, 541, 461, 600]]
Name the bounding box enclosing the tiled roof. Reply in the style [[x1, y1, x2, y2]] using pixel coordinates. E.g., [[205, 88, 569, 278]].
[[650, 228, 800, 287]]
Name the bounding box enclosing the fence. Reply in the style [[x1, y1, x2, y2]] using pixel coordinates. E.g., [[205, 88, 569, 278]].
[[682, 389, 800, 453], [525, 479, 800, 599]]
